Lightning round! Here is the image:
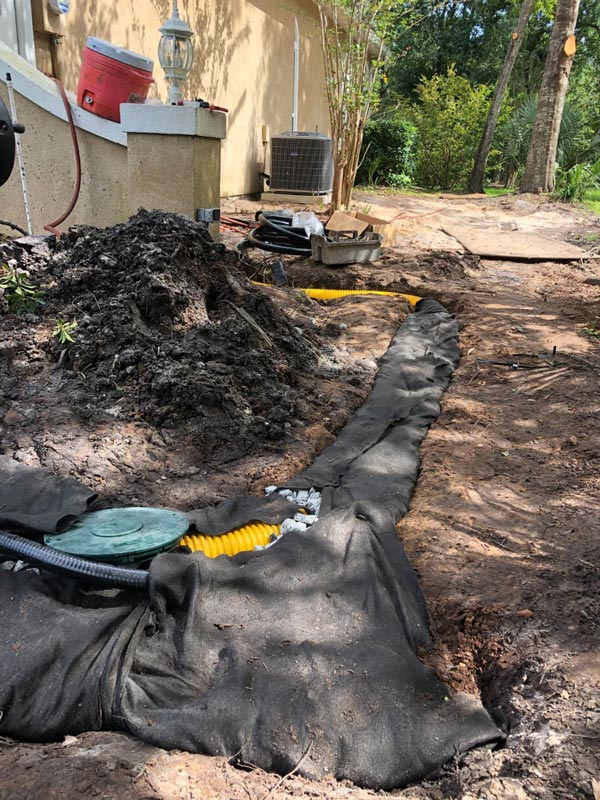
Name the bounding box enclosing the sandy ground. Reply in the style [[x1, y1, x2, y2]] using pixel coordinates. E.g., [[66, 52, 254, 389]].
[[1, 192, 599, 799]]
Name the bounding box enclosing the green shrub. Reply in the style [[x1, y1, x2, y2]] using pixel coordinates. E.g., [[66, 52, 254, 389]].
[[495, 95, 600, 187], [356, 116, 418, 187], [555, 162, 600, 202], [409, 68, 491, 191]]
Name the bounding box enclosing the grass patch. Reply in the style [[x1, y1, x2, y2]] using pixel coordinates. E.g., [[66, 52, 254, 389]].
[[356, 184, 517, 198], [584, 188, 600, 215], [354, 184, 439, 198], [484, 187, 514, 196]]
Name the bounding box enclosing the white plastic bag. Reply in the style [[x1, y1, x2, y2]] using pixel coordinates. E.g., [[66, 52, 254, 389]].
[[292, 211, 324, 237]]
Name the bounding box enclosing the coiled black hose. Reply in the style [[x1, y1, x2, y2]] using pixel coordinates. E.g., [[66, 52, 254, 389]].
[[243, 211, 313, 256], [0, 531, 150, 591]]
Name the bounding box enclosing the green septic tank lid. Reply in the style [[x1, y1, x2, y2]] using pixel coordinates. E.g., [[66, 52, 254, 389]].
[[45, 507, 189, 565]]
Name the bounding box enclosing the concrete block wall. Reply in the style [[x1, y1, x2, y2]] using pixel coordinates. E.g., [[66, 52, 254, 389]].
[[0, 86, 129, 232]]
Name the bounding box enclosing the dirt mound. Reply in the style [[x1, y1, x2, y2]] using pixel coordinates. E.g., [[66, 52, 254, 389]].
[[1, 211, 318, 454]]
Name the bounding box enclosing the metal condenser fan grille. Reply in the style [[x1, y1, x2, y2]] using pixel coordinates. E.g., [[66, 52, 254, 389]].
[[270, 132, 333, 195]]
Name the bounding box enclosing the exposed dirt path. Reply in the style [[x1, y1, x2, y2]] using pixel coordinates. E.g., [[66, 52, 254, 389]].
[[397, 255, 600, 799], [1, 195, 599, 799]]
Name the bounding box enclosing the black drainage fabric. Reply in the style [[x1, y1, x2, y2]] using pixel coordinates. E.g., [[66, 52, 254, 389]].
[[286, 297, 461, 517], [0, 299, 503, 790], [0, 455, 97, 534]]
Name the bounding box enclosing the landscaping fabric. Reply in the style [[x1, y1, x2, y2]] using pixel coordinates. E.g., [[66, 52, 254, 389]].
[[0, 455, 96, 533], [0, 300, 503, 790], [185, 492, 299, 536], [286, 298, 460, 517]]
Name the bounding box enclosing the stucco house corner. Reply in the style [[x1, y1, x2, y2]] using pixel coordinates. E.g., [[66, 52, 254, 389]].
[[1, 0, 330, 215]]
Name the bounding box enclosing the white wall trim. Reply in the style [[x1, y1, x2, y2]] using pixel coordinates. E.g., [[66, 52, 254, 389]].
[[121, 103, 227, 139], [0, 43, 127, 146], [15, 0, 36, 66]]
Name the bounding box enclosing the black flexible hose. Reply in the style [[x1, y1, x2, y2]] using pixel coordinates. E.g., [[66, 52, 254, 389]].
[[256, 212, 314, 243], [242, 211, 313, 256], [0, 531, 150, 592]]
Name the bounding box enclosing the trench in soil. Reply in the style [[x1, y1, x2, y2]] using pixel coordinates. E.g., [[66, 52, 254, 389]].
[[236, 257, 529, 731], [4, 216, 599, 797]]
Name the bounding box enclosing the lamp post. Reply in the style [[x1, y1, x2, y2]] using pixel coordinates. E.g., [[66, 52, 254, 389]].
[[158, 0, 194, 105]]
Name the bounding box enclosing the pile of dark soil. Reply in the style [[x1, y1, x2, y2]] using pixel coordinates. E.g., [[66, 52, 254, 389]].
[[1, 210, 319, 455]]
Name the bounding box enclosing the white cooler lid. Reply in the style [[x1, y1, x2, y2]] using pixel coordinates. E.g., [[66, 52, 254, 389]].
[[85, 36, 154, 73]]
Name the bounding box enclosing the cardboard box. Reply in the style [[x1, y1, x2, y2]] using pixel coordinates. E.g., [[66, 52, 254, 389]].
[[325, 211, 370, 236], [325, 211, 397, 247], [352, 212, 397, 247]]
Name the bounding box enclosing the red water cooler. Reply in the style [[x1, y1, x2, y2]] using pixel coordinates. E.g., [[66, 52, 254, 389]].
[[77, 36, 154, 123]]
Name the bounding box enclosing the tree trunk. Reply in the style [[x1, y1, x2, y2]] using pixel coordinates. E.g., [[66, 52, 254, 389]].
[[468, 0, 535, 193], [332, 160, 345, 211], [520, 0, 581, 193]]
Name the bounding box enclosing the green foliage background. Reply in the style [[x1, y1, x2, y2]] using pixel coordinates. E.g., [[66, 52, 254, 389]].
[[409, 69, 491, 190], [356, 116, 418, 186], [368, 0, 600, 194]]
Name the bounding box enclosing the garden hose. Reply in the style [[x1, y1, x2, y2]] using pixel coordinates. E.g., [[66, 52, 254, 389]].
[[244, 212, 313, 256], [44, 77, 81, 238], [181, 523, 281, 558], [0, 531, 149, 591]]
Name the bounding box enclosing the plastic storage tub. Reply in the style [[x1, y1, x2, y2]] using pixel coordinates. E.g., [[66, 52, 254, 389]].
[[310, 232, 383, 266], [77, 37, 154, 123]]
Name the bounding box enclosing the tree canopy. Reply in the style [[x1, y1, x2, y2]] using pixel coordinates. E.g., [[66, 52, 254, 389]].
[[320, 0, 599, 199], [351, 0, 600, 193], [385, 0, 598, 118]]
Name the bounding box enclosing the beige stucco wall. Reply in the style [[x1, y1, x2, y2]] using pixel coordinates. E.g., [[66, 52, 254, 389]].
[[0, 85, 128, 232], [32, 0, 330, 197]]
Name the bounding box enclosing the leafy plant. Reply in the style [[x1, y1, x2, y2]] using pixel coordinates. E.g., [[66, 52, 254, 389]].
[[494, 96, 600, 187], [356, 115, 418, 187], [493, 94, 537, 187], [408, 68, 491, 190], [557, 107, 600, 171], [555, 164, 599, 202], [52, 318, 78, 344], [387, 171, 413, 188], [582, 312, 600, 339], [0, 265, 45, 315]]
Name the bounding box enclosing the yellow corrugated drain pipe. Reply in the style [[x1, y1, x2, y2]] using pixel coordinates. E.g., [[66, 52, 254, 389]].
[[181, 523, 281, 558], [252, 282, 422, 308], [301, 287, 422, 306]]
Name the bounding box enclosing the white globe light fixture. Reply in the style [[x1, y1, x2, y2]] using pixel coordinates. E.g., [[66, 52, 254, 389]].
[[158, 0, 194, 105]]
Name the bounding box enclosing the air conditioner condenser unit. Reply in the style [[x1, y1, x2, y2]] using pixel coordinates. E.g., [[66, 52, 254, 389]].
[[270, 132, 333, 195]]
